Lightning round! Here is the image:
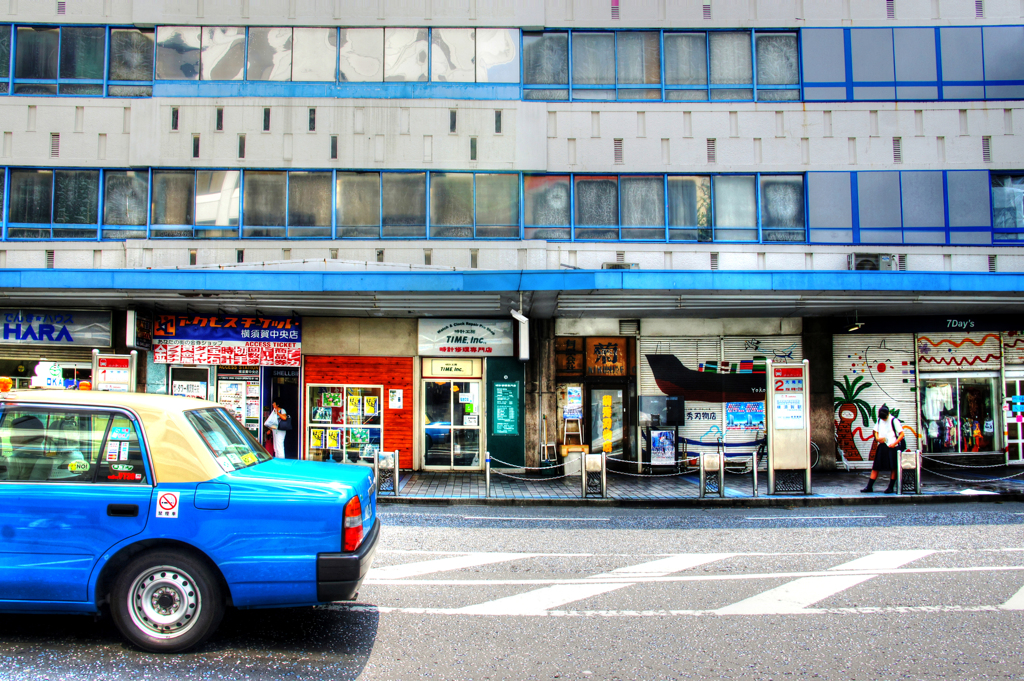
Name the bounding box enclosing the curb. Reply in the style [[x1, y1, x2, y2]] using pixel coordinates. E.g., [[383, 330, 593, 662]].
[[379, 492, 1024, 508]]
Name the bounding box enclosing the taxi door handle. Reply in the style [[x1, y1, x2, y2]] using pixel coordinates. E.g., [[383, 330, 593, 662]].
[[107, 504, 139, 517]]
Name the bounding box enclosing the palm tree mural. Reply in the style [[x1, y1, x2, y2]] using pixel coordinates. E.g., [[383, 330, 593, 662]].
[[833, 375, 873, 461]]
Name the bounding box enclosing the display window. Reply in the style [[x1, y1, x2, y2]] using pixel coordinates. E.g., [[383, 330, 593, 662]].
[[306, 383, 383, 464], [919, 374, 999, 454]]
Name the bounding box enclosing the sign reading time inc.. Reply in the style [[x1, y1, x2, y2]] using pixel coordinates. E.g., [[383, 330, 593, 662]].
[[418, 320, 514, 357]]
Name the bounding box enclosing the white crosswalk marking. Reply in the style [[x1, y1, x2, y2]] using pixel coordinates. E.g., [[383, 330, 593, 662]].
[[1000, 585, 1024, 610], [599, 553, 734, 578], [367, 553, 534, 580], [455, 553, 733, 616], [716, 550, 935, 615]]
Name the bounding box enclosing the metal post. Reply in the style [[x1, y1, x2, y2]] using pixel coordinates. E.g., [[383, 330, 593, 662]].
[[897, 454, 903, 495], [485, 452, 490, 498], [580, 453, 586, 499], [915, 450, 922, 494], [751, 445, 759, 498], [373, 447, 379, 494], [601, 451, 607, 499], [393, 449, 400, 497], [129, 349, 138, 392], [698, 453, 706, 499]]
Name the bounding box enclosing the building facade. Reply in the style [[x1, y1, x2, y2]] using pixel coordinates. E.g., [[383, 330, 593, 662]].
[[3, 0, 1024, 473]]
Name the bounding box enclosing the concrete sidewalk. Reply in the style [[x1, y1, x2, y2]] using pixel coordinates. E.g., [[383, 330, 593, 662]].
[[378, 466, 1024, 506]]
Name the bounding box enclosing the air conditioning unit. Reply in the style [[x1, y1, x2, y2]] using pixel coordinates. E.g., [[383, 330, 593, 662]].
[[849, 253, 898, 271], [602, 262, 639, 270]]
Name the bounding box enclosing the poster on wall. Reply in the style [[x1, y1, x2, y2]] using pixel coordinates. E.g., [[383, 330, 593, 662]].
[[389, 389, 403, 409], [726, 402, 765, 431], [564, 386, 583, 419], [172, 381, 207, 399], [650, 429, 676, 465], [774, 394, 804, 429], [153, 314, 301, 367], [418, 319, 514, 356]]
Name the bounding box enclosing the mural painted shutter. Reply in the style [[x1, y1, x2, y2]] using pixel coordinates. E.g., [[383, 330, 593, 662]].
[[916, 331, 1001, 372]]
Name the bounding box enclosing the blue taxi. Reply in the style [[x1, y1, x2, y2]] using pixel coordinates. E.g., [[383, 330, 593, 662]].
[[0, 390, 379, 652]]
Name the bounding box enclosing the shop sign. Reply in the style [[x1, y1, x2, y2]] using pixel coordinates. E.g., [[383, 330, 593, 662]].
[[555, 337, 585, 376], [172, 380, 207, 399], [836, 314, 1007, 334], [126, 310, 153, 350], [153, 314, 301, 367], [493, 382, 519, 436], [586, 337, 627, 377], [424, 358, 482, 378], [0, 309, 111, 347], [30, 362, 65, 389], [418, 319, 513, 357]]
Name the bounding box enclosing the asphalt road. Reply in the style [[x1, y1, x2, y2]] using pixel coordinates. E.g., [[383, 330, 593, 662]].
[[2, 502, 1024, 680]]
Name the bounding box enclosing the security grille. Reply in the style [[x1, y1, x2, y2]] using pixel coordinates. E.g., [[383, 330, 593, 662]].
[[975, 0, 984, 17], [703, 2, 711, 20], [917, 331, 1001, 373], [45, 250, 55, 268], [886, 0, 895, 19], [706, 138, 716, 163], [57, 0, 66, 14], [611, 0, 619, 19], [613, 139, 623, 164], [49, 133, 59, 157], [898, 254, 907, 271], [710, 252, 719, 270], [982, 136, 992, 163], [892, 137, 902, 163], [619, 319, 639, 335], [989, 255, 997, 272]]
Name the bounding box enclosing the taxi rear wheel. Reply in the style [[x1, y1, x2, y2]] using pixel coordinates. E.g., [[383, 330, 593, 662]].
[[110, 549, 224, 653]]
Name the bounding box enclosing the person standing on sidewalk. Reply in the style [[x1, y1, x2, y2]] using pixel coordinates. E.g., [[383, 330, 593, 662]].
[[862, 404, 905, 494]]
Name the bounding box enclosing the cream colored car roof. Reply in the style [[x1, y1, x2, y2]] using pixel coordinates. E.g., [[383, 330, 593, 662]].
[[0, 390, 226, 484]]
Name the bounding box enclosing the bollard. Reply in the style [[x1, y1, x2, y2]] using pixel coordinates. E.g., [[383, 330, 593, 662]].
[[485, 452, 490, 498], [751, 450, 758, 497], [373, 447, 379, 493], [393, 449, 400, 497], [897, 449, 921, 495], [601, 452, 607, 499]]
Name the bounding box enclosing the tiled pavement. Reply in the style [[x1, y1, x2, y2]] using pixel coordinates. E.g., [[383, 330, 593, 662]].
[[384, 465, 1024, 501]]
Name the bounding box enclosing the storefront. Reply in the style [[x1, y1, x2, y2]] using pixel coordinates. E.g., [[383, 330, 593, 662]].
[[1003, 331, 1024, 464], [636, 320, 803, 472], [0, 308, 113, 389], [417, 319, 520, 471], [554, 334, 635, 466], [152, 313, 301, 449]]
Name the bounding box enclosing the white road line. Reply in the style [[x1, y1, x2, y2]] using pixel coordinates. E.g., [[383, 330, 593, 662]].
[[461, 516, 610, 521], [332, 604, 1009, 617], [365, 564, 1024, 587], [828, 550, 936, 571], [367, 553, 534, 580], [1000, 585, 1024, 610], [745, 515, 885, 520], [598, 553, 735, 578], [378, 549, 858, 557], [715, 550, 935, 615], [454, 583, 633, 615]]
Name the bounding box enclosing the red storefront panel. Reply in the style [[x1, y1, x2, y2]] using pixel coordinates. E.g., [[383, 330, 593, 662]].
[[304, 356, 414, 469]]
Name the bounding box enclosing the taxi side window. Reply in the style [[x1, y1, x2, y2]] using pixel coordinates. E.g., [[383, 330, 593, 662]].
[[0, 407, 111, 483], [97, 414, 149, 484]]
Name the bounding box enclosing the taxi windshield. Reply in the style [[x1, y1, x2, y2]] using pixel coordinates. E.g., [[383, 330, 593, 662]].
[[184, 407, 273, 472]]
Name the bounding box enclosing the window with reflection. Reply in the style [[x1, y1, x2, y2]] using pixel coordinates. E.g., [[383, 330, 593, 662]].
[[616, 32, 661, 100], [713, 175, 757, 241], [476, 28, 519, 83], [7, 169, 53, 230], [103, 170, 149, 238], [201, 27, 245, 80], [247, 27, 292, 81], [338, 28, 381, 82], [523, 31, 568, 100], [431, 28, 475, 83], [58, 26, 104, 94], [384, 28, 428, 82], [287, 171, 332, 237], [760, 175, 805, 241], [574, 176, 619, 239], [430, 173, 474, 238], [668, 175, 712, 241], [620, 176, 665, 239], [195, 170, 239, 236], [151, 170, 195, 233], [0, 26, 10, 93], [525, 175, 571, 239], [381, 172, 426, 237], [242, 171, 286, 237], [53, 170, 99, 235], [992, 174, 1024, 241], [108, 28, 154, 95], [294, 27, 338, 81], [710, 32, 753, 100], [665, 33, 708, 100], [337, 172, 381, 237], [755, 32, 799, 101], [572, 33, 615, 99], [155, 26, 201, 80], [476, 174, 519, 238], [15, 26, 58, 93]]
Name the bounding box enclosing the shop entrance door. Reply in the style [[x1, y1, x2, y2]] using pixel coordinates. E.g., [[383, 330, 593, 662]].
[[589, 385, 625, 459], [1005, 376, 1024, 464], [423, 379, 483, 470]]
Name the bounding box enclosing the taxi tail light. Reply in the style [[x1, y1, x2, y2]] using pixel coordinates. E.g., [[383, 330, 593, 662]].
[[343, 496, 363, 552]]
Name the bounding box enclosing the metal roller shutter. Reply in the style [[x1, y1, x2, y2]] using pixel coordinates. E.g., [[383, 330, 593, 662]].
[[0, 347, 96, 362], [1002, 331, 1024, 365], [833, 333, 919, 468], [916, 331, 1001, 372]]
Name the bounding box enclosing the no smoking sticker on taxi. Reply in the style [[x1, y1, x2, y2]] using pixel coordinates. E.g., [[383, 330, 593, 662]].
[[156, 491, 179, 518]]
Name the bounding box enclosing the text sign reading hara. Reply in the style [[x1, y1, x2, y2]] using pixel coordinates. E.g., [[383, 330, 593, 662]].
[[0, 309, 112, 347]]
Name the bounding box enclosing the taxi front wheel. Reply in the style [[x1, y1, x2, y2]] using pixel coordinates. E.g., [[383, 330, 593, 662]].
[[111, 549, 225, 653]]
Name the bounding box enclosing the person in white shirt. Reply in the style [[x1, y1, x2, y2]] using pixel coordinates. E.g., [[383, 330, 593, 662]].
[[264, 403, 287, 459], [861, 404, 905, 494]]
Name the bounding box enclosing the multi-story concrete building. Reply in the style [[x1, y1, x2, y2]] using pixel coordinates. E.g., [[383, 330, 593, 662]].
[[2, 0, 1023, 477]]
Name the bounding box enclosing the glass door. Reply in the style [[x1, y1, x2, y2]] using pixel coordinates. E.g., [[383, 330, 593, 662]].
[[589, 386, 625, 459], [423, 380, 482, 469], [920, 373, 999, 454], [1005, 377, 1023, 463]]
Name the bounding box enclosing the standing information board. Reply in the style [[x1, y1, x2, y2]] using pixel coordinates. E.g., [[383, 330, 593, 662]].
[[493, 382, 520, 436], [765, 359, 811, 494], [92, 349, 138, 392]]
